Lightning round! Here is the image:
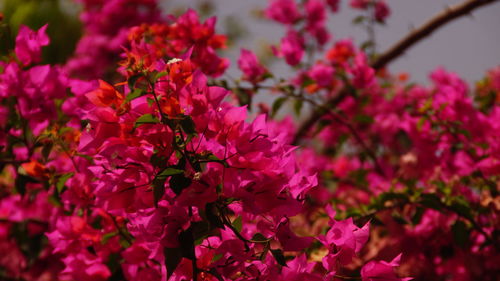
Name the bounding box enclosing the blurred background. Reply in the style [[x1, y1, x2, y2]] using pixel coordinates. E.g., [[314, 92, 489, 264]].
[[1, 0, 499, 83]]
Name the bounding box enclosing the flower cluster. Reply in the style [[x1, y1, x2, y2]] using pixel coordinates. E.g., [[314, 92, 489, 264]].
[[0, 1, 498, 281]]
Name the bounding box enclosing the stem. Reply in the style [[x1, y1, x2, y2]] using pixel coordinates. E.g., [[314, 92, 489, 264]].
[[293, 0, 500, 144], [290, 92, 386, 177], [371, 0, 500, 70], [292, 88, 350, 145]]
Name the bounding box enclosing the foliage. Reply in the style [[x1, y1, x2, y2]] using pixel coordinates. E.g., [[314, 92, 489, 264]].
[[0, 1, 498, 281]]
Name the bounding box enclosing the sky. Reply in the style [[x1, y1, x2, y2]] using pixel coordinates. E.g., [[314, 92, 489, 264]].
[[164, 0, 500, 85]]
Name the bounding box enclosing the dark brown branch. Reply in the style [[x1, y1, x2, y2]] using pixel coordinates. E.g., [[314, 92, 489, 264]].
[[293, 0, 500, 144], [371, 0, 500, 70], [290, 94, 386, 177], [292, 87, 350, 145]]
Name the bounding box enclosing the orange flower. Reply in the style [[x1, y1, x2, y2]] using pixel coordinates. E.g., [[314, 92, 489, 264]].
[[21, 160, 49, 179], [160, 96, 182, 117], [86, 80, 130, 114]]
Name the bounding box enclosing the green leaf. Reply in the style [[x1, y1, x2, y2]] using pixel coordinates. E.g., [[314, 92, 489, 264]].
[[128, 74, 142, 90], [270, 249, 287, 267], [419, 193, 443, 211], [451, 220, 470, 248], [391, 212, 408, 225], [41, 142, 53, 161], [449, 197, 473, 220], [361, 40, 375, 51], [212, 253, 223, 262], [180, 116, 197, 135], [191, 221, 212, 245], [179, 228, 195, 259], [56, 172, 74, 193], [353, 114, 374, 125], [101, 231, 118, 245], [154, 71, 168, 82], [271, 97, 288, 117], [169, 173, 191, 195], [164, 247, 183, 280], [352, 15, 366, 24], [232, 216, 242, 233], [126, 88, 146, 102], [157, 168, 184, 178], [251, 233, 269, 243], [153, 177, 167, 207], [150, 153, 167, 168], [134, 113, 159, 128], [293, 99, 303, 116], [411, 207, 425, 225], [205, 202, 224, 229], [15, 175, 38, 196]]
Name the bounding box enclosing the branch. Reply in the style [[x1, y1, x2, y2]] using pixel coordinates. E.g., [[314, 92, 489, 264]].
[[290, 93, 386, 177], [293, 0, 500, 144], [371, 0, 500, 70], [292, 87, 350, 145]]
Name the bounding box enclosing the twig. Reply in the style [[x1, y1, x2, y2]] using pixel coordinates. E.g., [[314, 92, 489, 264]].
[[293, 0, 500, 144], [292, 88, 350, 145], [371, 0, 500, 70], [291, 93, 386, 177]]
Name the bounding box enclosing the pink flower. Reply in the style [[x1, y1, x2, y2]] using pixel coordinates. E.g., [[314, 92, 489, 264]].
[[280, 29, 305, 66], [351, 53, 375, 88], [326, 0, 340, 12], [15, 25, 50, 66], [276, 218, 314, 251], [350, 0, 369, 9], [265, 0, 302, 25], [375, 1, 391, 22], [309, 63, 334, 87], [238, 48, 268, 83], [305, 0, 330, 45], [361, 254, 413, 281]]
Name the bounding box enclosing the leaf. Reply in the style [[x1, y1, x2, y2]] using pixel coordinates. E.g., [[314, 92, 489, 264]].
[[101, 231, 118, 245], [164, 247, 183, 280], [179, 228, 195, 259], [293, 99, 303, 116], [154, 71, 168, 82], [232, 216, 242, 233], [391, 212, 408, 225], [411, 207, 425, 225], [134, 114, 159, 128], [449, 197, 473, 220], [41, 142, 53, 161], [180, 116, 197, 135], [270, 249, 287, 267], [191, 221, 212, 245], [205, 202, 224, 229], [126, 88, 146, 102], [150, 153, 167, 168], [271, 97, 288, 117], [451, 220, 470, 248], [15, 175, 38, 196], [56, 172, 74, 193], [352, 15, 366, 24], [419, 193, 443, 211], [354, 114, 374, 125], [251, 233, 269, 243], [212, 253, 223, 262], [152, 177, 167, 207], [157, 168, 184, 178], [128, 73, 142, 90], [169, 173, 192, 195]]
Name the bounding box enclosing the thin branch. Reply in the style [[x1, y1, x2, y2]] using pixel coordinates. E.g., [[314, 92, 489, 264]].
[[292, 94, 386, 177], [292, 88, 350, 145], [293, 0, 500, 144], [371, 0, 500, 70]]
